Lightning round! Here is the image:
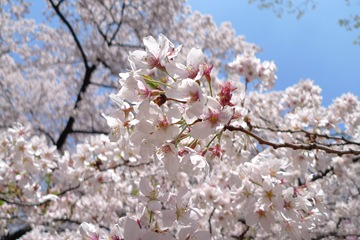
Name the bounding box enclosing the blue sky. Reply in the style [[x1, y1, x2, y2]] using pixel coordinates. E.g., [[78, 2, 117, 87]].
[[187, 0, 360, 106], [28, 1, 360, 106]]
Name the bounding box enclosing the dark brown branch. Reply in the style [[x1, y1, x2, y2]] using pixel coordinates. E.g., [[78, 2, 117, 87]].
[[208, 207, 216, 235], [108, 2, 126, 45], [87, 1, 125, 47], [224, 125, 360, 156], [0, 82, 16, 110], [0, 161, 149, 207], [56, 65, 97, 149], [49, 0, 98, 149], [36, 127, 56, 145], [166, 97, 187, 104], [113, 42, 143, 49], [56, 0, 65, 7], [311, 166, 334, 181], [53, 162, 151, 197], [312, 232, 360, 240], [253, 125, 360, 146], [71, 129, 108, 135], [48, 0, 89, 69], [1, 224, 32, 240], [90, 81, 118, 89], [53, 217, 110, 231], [96, 57, 112, 70], [57, 182, 82, 197], [1, 169, 144, 234], [56, 116, 74, 149], [74, 65, 97, 109], [0, 196, 51, 207], [96, 0, 117, 28], [231, 219, 250, 240], [99, 161, 153, 172], [231, 226, 250, 240], [90, 14, 108, 44], [310, 156, 360, 182], [0, 48, 10, 57]]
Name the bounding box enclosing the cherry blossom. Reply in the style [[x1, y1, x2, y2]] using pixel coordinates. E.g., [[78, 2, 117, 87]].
[[2, 1, 360, 238], [138, 177, 167, 211], [130, 34, 181, 70], [190, 97, 233, 139], [166, 48, 205, 80]]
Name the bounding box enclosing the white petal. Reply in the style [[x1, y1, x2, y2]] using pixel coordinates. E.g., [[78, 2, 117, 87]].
[[162, 210, 176, 227], [190, 121, 214, 139], [79, 222, 98, 239], [193, 231, 211, 240], [164, 155, 180, 176], [187, 48, 204, 69], [148, 200, 162, 211], [124, 217, 142, 240], [139, 177, 152, 196], [129, 50, 150, 68], [178, 226, 192, 240], [245, 210, 258, 226], [143, 36, 160, 56]]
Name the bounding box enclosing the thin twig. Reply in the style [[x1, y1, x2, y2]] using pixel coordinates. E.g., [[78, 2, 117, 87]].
[[224, 125, 360, 156], [208, 207, 216, 235]]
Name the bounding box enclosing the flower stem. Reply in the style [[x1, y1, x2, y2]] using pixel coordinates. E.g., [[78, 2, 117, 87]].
[[208, 79, 213, 97]]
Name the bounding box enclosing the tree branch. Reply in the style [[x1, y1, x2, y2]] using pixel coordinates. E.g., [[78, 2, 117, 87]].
[[0, 161, 150, 208], [56, 116, 74, 149], [48, 0, 89, 69], [36, 127, 56, 145], [113, 42, 143, 49], [108, 2, 126, 45], [99, 160, 153, 172], [312, 232, 360, 240], [0, 196, 51, 207], [1, 224, 32, 240], [53, 217, 110, 231], [90, 81, 118, 89], [70, 129, 108, 135], [252, 125, 360, 146], [310, 155, 360, 182], [311, 166, 334, 182], [231, 219, 250, 240], [49, 0, 98, 149], [55, 63, 96, 149], [224, 125, 360, 156], [208, 207, 216, 235], [73, 65, 97, 109]]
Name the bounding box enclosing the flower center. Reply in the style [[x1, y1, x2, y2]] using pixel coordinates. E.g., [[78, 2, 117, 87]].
[[149, 189, 158, 200]]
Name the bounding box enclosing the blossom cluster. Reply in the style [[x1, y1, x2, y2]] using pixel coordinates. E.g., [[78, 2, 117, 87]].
[[2, 34, 360, 240], [2, 0, 360, 239], [81, 34, 332, 239]]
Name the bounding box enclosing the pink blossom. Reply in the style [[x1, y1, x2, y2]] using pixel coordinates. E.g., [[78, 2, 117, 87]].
[[190, 97, 232, 139], [166, 48, 205, 80], [130, 35, 180, 70]]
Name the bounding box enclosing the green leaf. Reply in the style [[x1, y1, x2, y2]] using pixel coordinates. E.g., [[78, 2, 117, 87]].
[[141, 74, 159, 89], [45, 174, 52, 186], [131, 188, 139, 196], [52, 191, 60, 196]]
